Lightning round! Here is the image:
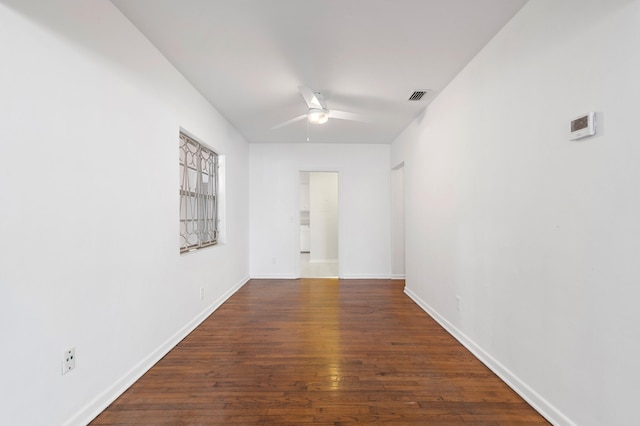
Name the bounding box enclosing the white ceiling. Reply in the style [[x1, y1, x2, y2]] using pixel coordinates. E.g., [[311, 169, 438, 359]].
[[112, 0, 528, 144]]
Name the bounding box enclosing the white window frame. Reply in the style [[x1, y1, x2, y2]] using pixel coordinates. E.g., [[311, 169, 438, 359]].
[[179, 132, 218, 253]]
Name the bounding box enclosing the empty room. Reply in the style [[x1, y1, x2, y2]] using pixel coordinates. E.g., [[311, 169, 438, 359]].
[[1, 0, 639, 425]]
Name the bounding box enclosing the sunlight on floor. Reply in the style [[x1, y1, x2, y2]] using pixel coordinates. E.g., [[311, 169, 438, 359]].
[[300, 253, 338, 278]]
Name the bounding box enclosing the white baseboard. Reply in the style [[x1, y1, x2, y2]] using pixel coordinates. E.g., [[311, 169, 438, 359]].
[[66, 275, 250, 426], [390, 274, 405, 280], [403, 287, 574, 426], [250, 273, 394, 280], [250, 273, 297, 279], [340, 274, 391, 279]]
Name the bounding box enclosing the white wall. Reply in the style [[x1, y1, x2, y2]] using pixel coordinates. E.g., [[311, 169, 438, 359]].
[[309, 172, 339, 263], [392, 1, 640, 425], [250, 143, 391, 279], [0, 1, 249, 424]]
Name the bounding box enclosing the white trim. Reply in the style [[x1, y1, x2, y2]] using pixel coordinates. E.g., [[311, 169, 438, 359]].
[[340, 274, 391, 280], [403, 287, 575, 426], [250, 273, 298, 279], [390, 274, 406, 280], [66, 275, 250, 426]]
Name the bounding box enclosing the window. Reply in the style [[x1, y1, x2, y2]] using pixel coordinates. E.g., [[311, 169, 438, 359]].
[[179, 132, 218, 252]]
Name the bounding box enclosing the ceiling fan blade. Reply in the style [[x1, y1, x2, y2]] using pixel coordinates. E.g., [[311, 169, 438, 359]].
[[298, 86, 323, 109], [314, 92, 328, 110], [328, 110, 367, 122], [271, 114, 306, 130]]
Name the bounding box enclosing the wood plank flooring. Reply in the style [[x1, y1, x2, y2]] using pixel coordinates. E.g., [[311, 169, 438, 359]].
[[91, 279, 549, 425]]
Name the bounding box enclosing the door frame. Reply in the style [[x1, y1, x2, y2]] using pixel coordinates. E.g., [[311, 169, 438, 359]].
[[295, 168, 342, 278], [391, 161, 406, 279]]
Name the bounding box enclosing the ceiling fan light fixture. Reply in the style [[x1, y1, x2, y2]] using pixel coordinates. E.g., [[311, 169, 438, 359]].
[[307, 108, 329, 124]]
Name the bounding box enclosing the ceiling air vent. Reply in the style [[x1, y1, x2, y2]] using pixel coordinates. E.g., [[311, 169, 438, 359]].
[[408, 90, 429, 101]]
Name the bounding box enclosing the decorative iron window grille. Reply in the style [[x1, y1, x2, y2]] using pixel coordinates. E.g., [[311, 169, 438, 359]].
[[179, 132, 218, 253]]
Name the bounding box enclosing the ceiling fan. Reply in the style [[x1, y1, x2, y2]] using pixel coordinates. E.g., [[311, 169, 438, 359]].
[[272, 86, 366, 130]]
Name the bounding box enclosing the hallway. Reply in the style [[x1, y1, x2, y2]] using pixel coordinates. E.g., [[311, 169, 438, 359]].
[[299, 253, 339, 278], [92, 279, 548, 424]]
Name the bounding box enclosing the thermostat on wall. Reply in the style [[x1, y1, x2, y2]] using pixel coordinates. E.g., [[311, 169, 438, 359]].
[[570, 112, 596, 140]]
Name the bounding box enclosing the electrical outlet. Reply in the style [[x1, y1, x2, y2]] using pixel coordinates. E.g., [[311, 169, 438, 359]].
[[62, 348, 75, 375], [456, 296, 462, 312], [200, 287, 205, 300]]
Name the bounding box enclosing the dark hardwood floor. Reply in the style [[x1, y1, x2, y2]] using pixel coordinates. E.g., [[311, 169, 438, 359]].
[[91, 279, 549, 425]]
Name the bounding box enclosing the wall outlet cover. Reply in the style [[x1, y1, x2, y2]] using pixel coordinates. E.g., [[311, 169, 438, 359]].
[[62, 348, 75, 375]]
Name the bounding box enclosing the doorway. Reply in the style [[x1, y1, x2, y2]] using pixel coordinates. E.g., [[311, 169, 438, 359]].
[[391, 163, 405, 279], [299, 171, 339, 278]]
